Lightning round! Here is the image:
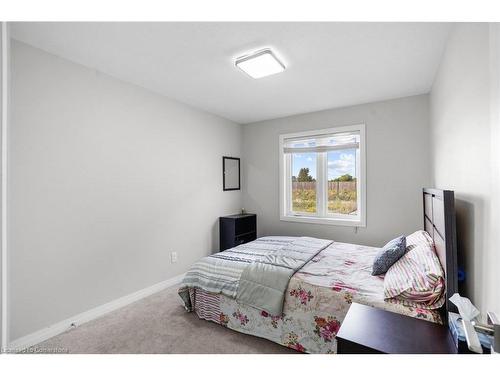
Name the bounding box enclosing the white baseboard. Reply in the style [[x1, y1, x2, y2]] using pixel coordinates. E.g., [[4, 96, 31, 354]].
[[8, 273, 185, 351]]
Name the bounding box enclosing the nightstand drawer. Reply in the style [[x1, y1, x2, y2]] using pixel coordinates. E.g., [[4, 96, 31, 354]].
[[235, 231, 257, 246], [337, 338, 382, 354]]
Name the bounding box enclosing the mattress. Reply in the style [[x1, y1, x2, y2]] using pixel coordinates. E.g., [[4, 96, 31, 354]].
[[182, 240, 442, 354]]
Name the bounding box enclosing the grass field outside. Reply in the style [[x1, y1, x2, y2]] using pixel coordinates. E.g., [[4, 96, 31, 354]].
[[292, 181, 357, 215]]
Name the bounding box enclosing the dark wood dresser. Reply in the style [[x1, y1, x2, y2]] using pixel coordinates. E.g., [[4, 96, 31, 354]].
[[219, 213, 256, 251], [336, 303, 457, 354]]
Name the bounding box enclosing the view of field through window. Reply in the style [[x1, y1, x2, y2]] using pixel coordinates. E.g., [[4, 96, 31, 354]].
[[292, 153, 317, 213], [291, 149, 357, 215]]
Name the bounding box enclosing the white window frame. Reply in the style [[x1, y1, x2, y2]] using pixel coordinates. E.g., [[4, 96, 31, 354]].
[[279, 124, 366, 227]]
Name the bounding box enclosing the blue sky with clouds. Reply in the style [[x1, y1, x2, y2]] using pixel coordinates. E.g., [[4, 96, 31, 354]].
[[292, 149, 356, 180]]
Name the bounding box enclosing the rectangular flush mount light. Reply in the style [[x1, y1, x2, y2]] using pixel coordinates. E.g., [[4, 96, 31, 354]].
[[235, 49, 285, 79]]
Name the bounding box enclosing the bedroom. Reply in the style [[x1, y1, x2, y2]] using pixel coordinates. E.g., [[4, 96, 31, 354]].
[[1, 0, 500, 372]]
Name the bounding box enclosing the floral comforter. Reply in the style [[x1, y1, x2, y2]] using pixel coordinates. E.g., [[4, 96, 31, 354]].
[[182, 241, 442, 354]]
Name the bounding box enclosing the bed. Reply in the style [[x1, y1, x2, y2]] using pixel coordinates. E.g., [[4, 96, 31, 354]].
[[178, 188, 458, 353]]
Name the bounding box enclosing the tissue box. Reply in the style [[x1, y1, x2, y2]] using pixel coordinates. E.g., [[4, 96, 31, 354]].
[[448, 312, 493, 354]]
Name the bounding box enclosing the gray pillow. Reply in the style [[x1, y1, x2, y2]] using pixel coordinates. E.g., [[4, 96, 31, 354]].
[[371, 236, 406, 276]]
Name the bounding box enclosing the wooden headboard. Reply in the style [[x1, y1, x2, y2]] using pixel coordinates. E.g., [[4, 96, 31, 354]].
[[423, 188, 458, 319]]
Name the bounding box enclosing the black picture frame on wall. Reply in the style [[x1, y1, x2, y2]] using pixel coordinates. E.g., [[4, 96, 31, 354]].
[[222, 156, 240, 191]]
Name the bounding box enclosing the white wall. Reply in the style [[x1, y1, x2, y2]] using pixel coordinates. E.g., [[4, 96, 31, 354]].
[[9, 41, 242, 341], [489, 24, 500, 317], [0, 22, 6, 349], [242, 94, 431, 247], [430, 23, 500, 315]]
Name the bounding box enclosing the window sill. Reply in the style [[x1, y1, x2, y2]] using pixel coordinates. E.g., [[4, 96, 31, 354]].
[[280, 214, 365, 227]]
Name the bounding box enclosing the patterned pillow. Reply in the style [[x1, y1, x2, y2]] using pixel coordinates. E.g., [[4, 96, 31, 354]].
[[371, 235, 406, 276], [384, 230, 445, 309]]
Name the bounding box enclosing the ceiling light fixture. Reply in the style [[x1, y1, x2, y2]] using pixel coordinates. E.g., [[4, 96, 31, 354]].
[[235, 48, 285, 79]]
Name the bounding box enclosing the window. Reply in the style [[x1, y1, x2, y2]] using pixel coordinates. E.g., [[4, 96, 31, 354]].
[[279, 124, 366, 227]]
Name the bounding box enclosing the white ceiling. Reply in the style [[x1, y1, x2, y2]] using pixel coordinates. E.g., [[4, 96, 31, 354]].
[[10, 22, 451, 124]]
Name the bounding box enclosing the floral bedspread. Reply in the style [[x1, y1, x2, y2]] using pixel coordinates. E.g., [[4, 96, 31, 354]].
[[185, 241, 442, 354]]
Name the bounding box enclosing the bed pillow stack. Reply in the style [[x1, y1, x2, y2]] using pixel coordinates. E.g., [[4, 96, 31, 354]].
[[371, 235, 406, 276], [383, 230, 445, 309]]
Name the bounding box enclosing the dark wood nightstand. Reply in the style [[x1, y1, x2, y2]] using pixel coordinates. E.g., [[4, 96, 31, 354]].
[[336, 303, 457, 354], [219, 214, 256, 251]]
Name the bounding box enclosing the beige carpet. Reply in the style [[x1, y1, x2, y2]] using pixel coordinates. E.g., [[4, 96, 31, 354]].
[[33, 285, 298, 354]]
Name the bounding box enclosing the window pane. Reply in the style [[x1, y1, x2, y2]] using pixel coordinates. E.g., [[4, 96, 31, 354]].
[[291, 153, 317, 213], [327, 149, 357, 215]]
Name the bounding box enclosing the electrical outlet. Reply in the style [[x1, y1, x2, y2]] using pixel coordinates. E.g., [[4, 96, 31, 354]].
[[170, 252, 178, 263]]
